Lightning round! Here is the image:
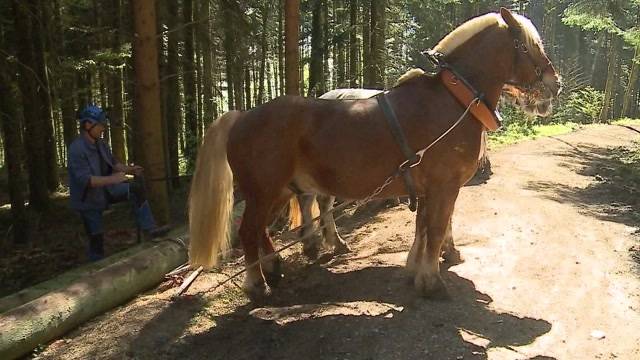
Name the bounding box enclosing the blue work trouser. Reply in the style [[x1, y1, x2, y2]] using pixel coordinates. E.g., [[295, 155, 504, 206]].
[[79, 183, 156, 260]]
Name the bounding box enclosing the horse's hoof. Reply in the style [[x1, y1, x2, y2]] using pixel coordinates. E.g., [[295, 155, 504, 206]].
[[264, 258, 284, 288], [303, 245, 320, 260], [244, 281, 272, 301], [415, 273, 449, 300], [442, 248, 464, 265], [333, 242, 351, 255]]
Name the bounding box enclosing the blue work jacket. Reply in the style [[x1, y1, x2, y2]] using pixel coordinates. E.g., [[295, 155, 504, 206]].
[[67, 135, 118, 211]]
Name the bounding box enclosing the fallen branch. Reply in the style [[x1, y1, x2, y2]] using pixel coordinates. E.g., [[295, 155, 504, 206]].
[[175, 266, 204, 297]]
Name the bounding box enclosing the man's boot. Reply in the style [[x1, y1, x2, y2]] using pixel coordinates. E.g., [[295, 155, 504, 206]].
[[88, 234, 105, 261]]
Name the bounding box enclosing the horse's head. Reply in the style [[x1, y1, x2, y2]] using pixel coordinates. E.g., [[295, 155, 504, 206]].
[[499, 8, 561, 117]]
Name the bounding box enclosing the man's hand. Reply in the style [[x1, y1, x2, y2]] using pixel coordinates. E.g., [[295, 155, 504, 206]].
[[111, 172, 129, 184], [90, 172, 128, 187], [127, 164, 144, 176]]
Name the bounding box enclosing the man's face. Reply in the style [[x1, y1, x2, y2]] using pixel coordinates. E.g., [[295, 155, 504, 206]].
[[85, 121, 106, 138]]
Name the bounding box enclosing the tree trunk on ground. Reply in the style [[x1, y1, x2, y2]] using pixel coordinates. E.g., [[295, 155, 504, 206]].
[[285, 0, 300, 96], [131, 0, 170, 224], [182, 0, 197, 171], [599, 35, 621, 123], [0, 239, 187, 360], [0, 64, 29, 245], [12, 0, 50, 211]]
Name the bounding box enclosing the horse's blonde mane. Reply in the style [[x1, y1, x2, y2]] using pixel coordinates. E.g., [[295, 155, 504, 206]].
[[396, 68, 425, 85], [395, 11, 544, 86], [434, 12, 544, 56]]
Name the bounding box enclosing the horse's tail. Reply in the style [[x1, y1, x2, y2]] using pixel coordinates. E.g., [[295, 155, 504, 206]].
[[289, 198, 302, 229], [288, 196, 320, 230], [188, 111, 241, 268]]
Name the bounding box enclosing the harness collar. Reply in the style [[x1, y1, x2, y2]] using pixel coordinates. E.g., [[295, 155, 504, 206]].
[[424, 50, 502, 131], [440, 68, 502, 131]]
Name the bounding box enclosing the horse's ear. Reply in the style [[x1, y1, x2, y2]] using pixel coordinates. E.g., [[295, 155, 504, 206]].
[[500, 7, 521, 33]]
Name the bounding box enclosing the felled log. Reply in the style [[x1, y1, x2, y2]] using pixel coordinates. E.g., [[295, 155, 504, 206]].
[[0, 243, 157, 314], [0, 236, 188, 360]]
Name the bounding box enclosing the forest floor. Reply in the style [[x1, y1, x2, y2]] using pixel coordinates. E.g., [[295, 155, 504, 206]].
[[0, 183, 190, 298], [17, 124, 640, 359]]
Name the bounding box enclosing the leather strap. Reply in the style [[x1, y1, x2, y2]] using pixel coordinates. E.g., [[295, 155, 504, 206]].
[[376, 93, 418, 212], [440, 69, 502, 131]]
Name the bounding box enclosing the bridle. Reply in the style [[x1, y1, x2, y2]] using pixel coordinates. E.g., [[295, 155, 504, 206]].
[[509, 31, 553, 91]]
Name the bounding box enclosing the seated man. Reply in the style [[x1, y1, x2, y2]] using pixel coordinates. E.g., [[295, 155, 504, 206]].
[[68, 104, 169, 261]]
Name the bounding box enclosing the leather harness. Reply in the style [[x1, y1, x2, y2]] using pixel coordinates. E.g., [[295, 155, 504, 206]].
[[376, 52, 502, 211]]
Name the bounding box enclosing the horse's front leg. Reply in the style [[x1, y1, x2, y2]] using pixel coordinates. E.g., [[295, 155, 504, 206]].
[[412, 187, 459, 298], [441, 217, 463, 264], [406, 197, 427, 277]]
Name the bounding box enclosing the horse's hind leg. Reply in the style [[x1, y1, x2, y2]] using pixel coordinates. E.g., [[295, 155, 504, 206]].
[[260, 190, 294, 287], [239, 196, 276, 298], [413, 186, 459, 299], [299, 193, 322, 259], [317, 194, 350, 255]]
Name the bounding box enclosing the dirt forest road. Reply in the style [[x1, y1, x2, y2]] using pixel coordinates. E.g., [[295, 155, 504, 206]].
[[37, 124, 640, 360]]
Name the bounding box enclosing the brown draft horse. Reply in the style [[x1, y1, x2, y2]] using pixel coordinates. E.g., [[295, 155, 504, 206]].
[[296, 88, 383, 259], [297, 87, 476, 261], [188, 8, 561, 299]]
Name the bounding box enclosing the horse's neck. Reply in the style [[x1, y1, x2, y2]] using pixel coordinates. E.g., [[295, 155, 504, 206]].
[[445, 36, 511, 110]]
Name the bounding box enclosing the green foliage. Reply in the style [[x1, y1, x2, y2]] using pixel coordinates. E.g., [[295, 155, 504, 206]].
[[488, 120, 580, 149], [551, 87, 604, 124], [499, 102, 529, 127], [562, 2, 621, 34], [613, 118, 640, 126], [490, 103, 581, 148]]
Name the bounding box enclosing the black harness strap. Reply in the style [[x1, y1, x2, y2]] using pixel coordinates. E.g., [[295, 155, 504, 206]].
[[376, 93, 418, 212]]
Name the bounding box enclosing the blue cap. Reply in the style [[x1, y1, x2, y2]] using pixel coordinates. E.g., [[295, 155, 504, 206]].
[[78, 104, 108, 125]]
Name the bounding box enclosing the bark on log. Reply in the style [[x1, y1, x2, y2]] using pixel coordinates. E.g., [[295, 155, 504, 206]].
[[0, 242, 160, 314], [0, 238, 187, 360]]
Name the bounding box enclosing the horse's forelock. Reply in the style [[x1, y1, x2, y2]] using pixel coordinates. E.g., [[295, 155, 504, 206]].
[[513, 14, 546, 56]]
